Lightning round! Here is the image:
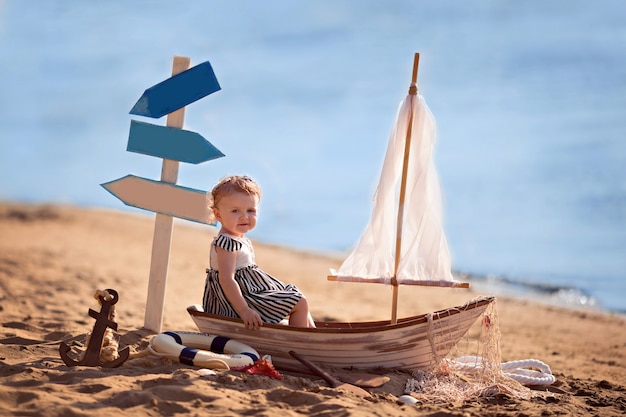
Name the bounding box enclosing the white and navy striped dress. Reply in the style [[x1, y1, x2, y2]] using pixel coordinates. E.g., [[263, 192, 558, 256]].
[[202, 233, 303, 324]]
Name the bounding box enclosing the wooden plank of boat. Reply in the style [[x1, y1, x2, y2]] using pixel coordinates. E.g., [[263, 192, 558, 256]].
[[187, 296, 494, 373]]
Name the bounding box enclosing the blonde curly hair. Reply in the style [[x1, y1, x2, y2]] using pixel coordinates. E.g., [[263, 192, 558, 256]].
[[206, 175, 262, 224]]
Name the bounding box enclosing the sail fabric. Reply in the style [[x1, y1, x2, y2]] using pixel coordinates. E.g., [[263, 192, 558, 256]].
[[335, 93, 453, 283]]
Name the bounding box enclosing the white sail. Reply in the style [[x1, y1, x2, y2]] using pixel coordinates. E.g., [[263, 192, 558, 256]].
[[334, 93, 453, 284]]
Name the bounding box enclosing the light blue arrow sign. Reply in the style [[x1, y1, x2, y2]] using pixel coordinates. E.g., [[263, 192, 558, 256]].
[[127, 120, 224, 164], [130, 61, 221, 118]]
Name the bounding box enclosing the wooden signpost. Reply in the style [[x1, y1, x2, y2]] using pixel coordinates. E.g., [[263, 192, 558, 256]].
[[103, 56, 223, 332]]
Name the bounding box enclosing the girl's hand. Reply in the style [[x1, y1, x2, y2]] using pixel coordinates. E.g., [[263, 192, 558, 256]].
[[241, 308, 263, 330]]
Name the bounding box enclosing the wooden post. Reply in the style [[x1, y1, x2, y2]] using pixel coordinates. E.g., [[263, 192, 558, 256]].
[[143, 56, 191, 332], [391, 53, 420, 324]]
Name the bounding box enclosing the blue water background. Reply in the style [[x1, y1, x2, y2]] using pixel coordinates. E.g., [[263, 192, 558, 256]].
[[0, 1, 624, 313]]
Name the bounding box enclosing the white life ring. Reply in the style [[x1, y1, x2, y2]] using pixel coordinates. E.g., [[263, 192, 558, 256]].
[[149, 331, 259, 370]]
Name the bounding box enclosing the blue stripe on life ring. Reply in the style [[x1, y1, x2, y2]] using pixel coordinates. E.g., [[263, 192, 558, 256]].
[[241, 351, 260, 362], [208, 335, 259, 361], [210, 335, 229, 354], [180, 347, 198, 366], [164, 331, 182, 345]]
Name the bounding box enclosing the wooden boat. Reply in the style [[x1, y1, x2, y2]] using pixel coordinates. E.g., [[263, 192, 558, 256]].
[[188, 296, 493, 373], [189, 53, 495, 373]]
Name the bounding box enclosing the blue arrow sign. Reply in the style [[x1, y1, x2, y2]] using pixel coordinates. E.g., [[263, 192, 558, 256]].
[[130, 61, 221, 118], [127, 120, 224, 164]]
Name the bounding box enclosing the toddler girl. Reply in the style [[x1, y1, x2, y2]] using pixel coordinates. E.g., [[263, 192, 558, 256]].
[[202, 175, 315, 329]]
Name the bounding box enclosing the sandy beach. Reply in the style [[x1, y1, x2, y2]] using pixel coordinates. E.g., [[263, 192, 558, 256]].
[[1, 203, 624, 416]]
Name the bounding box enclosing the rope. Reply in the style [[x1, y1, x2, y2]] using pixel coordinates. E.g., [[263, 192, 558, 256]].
[[449, 356, 556, 386], [425, 313, 439, 365]]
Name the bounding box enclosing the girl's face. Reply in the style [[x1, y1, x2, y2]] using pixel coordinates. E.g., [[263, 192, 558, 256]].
[[213, 191, 259, 237]]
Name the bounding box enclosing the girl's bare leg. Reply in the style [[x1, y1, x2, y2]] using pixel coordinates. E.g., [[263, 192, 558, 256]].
[[289, 297, 315, 328], [307, 312, 316, 328]]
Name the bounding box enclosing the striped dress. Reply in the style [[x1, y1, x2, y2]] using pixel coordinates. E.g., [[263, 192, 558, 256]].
[[202, 233, 303, 324]]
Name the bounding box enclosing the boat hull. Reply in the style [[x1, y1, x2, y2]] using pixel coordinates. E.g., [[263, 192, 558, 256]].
[[188, 296, 494, 373]]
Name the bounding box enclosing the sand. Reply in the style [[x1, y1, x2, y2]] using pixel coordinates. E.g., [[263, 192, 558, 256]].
[[1, 203, 624, 416]]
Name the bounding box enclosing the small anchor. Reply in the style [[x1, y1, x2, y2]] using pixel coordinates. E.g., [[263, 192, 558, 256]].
[[59, 288, 130, 367]]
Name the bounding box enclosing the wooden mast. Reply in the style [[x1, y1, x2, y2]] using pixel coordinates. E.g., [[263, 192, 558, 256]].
[[390, 53, 420, 324]]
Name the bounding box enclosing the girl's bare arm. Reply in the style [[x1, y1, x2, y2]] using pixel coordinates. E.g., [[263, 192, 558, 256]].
[[214, 246, 263, 329]]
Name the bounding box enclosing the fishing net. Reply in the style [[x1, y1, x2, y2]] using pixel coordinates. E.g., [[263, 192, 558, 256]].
[[404, 299, 538, 402]]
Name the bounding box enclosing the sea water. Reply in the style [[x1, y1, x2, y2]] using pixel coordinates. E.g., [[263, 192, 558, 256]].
[[0, 1, 624, 314]]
